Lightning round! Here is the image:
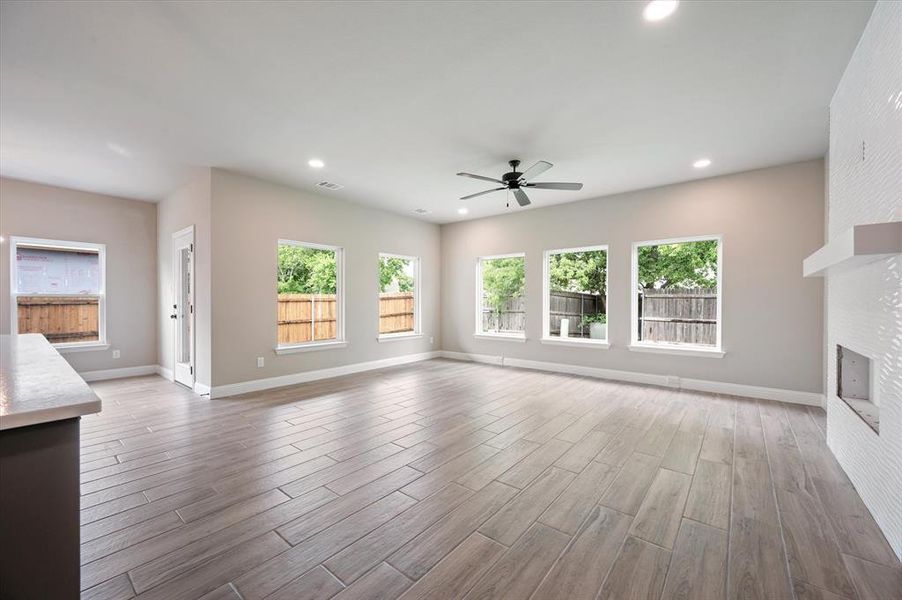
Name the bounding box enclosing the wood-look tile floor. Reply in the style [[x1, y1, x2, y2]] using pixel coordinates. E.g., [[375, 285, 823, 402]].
[[79, 359, 901, 600]]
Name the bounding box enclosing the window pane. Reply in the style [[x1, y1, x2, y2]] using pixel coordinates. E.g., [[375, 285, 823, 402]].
[[16, 296, 100, 343], [547, 249, 607, 340], [480, 256, 525, 334], [178, 246, 192, 363], [636, 239, 718, 346], [277, 244, 338, 345], [379, 256, 416, 335], [16, 246, 100, 294]]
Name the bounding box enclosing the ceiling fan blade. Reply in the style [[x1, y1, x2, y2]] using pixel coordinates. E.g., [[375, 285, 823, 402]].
[[513, 188, 531, 207], [519, 160, 552, 181], [457, 172, 505, 185], [524, 182, 584, 190], [461, 187, 505, 200]]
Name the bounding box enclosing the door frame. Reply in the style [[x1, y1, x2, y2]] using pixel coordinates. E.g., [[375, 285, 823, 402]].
[[171, 225, 195, 389]]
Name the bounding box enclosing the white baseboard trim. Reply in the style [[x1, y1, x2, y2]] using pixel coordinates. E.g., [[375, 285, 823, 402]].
[[439, 351, 825, 407], [439, 350, 504, 366], [678, 377, 824, 407], [80, 364, 159, 382], [210, 351, 442, 399], [503, 356, 670, 387], [116, 352, 823, 407]]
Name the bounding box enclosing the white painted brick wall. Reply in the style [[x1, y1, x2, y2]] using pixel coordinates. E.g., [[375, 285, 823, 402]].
[[826, 0, 902, 561]]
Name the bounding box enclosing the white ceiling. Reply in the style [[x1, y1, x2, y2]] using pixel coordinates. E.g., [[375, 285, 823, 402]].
[[0, 1, 873, 223]]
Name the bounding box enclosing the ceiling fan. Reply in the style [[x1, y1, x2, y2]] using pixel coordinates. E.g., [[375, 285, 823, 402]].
[[456, 159, 583, 207]]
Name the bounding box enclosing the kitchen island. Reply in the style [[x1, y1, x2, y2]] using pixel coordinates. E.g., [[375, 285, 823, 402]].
[[1, 333, 102, 599]]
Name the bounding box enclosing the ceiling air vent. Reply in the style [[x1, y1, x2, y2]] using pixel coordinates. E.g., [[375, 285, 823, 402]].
[[315, 181, 344, 191], [412, 208, 430, 215]]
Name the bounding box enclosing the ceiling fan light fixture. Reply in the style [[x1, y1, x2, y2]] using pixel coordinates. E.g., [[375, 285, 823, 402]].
[[643, 0, 679, 22]]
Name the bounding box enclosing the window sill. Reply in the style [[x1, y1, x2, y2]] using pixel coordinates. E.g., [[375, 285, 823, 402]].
[[628, 343, 724, 358], [378, 333, 423, 343], [541, 337, 610, 349], [55, 343, 110, 354], [474, 333, 526, 343], [275, 341, 348, 354]]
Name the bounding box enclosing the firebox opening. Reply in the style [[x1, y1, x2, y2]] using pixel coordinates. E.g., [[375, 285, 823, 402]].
[[837, 345, 878, 434]]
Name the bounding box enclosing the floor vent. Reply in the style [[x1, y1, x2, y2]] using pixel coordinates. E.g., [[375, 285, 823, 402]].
[[315, 181, 344, 191]]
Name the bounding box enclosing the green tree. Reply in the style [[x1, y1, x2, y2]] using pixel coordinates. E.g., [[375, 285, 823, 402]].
[[482, 257, 525, 315], [277, 245, 307, 292], [637, 240, 717, 290], [277, 246, 337, 293], [548, 250, 607, 296], [379, 257, 414, 293], [305, 249, 337, 293]]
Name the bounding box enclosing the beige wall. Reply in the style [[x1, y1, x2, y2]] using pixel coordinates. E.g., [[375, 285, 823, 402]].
[[0, 177, 157, 373], [157, 169, 213, 388], [209, 169, 441, 387], [441, 160, 825, 393], [1, 160, 825, 399]]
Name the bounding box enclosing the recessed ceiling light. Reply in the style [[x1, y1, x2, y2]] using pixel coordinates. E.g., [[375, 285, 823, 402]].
[[693, 158, 712, 168], [457, 207, 469, 215], [643, 0, 679, 22], [308, 159, 325, 169]]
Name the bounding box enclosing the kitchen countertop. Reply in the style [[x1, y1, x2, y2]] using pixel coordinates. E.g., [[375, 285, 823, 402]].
[[0, 334, 102, 430]]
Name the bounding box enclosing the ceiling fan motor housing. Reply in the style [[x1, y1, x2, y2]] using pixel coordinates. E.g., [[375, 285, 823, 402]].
[[502, 160, 523, 187]]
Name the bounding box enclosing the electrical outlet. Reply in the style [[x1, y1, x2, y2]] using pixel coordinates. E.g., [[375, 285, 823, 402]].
[[257, 356, 265, 368], [112, 349, 121, 359]]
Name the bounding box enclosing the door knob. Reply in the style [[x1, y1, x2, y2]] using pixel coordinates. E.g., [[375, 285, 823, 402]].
[[170, 314, 177, 319]]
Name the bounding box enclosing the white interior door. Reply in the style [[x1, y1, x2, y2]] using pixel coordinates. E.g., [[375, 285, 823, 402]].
[[172, 226, 195, 389]]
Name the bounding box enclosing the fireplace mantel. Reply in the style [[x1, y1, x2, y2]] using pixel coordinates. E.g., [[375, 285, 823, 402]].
[[803, 221, 902, 277]]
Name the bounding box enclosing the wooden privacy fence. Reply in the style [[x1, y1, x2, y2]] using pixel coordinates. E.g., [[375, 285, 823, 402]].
[[638, 287, 717, 345], [277, 292, 415, 344], [548, 291, 605, 338], [278, 294, 338, 344], [16, 296, 99, 343], [482, 291, 605, 335], [482, 296, 526, 333], [379, 292, 416, 335]]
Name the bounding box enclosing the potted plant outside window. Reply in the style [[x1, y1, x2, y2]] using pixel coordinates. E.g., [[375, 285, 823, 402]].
[[581, 313, 607, 340]]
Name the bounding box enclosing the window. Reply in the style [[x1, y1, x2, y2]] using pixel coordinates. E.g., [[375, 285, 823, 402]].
[[476, 254, 526, 339], [9, 237, 107, 350], [543, 246, 608, 346], [276, 240, 345, 352], [378, 254, 420, 340], [630, 235, 723, 356]]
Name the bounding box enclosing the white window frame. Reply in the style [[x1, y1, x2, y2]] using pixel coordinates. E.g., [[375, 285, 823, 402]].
[[542, 244, 610, 349], [475, 252, 527, 341], [629, 234, 724, 358], [9, 236, 109, 353], [377, 253, 422, 341], [274, 239, 347, 354]]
